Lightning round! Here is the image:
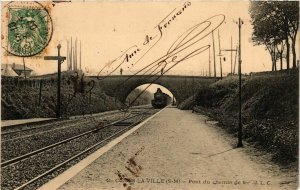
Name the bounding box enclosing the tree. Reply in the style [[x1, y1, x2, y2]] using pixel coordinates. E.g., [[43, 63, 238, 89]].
[[249, 1, 299, 70], [274, 1, 299, 68], [249, 2, 282, 71], [283, 2, 299, 68], [276, 40, 285, 70]]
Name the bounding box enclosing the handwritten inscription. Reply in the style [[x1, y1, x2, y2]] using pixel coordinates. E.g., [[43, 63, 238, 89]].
[[97, 2, 192, 79], [157, 2, 191, 37], [123, 46, 141, 65], [97, 5, 225, 80], [96, 2, 225, 109]]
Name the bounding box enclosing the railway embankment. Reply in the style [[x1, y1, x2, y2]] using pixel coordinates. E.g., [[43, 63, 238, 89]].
[[1, 79, 152, 120], [1, 84, 122, 120], [179, 69, 298, 164]]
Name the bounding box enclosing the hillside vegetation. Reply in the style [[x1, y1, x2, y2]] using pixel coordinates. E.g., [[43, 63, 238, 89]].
[[126, 89, 152, 106], [179, 70, 298, 163], [1, 76, 153, 120]]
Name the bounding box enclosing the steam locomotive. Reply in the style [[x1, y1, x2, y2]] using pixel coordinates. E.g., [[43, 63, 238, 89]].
[[151, 88, 168, 109]]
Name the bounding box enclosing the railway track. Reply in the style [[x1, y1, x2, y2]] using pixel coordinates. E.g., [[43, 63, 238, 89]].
[[1, 112, 126, 143], [1, 106, 152, 145], [1, 112, 134, 162], [1, 109, 125, 138], [1, 107, 158, 190]]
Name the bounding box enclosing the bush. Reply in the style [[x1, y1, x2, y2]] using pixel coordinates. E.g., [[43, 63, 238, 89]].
[[184, 71, 298, 163]]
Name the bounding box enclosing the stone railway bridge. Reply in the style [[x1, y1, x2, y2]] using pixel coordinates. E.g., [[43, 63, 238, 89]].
[[90, 75, 218, 104]]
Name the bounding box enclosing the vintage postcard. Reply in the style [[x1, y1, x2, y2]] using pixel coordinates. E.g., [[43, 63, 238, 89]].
[[1, 1, 299, 190]]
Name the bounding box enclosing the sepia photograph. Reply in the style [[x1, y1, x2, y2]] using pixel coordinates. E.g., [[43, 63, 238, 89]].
[[1, 0, 299, 189]]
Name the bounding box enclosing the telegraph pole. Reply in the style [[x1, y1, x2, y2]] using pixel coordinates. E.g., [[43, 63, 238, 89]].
[[211, 31, 217, 79], [231, 36, 233, 75], [80, 40, 82, 71], [237, 18, 243, 148], [74, 37, 78, 71], [22, 57, 27, 80], [57, 45, 61, 118], [233, 46, 238, 74], [192, 76, 195, 113], [209, 44, 211, 77], [44, 44, 66, 118], [218, 30, 222, 80], [219, 38, 237, 76], [70, 37, 73, 71], [67, 40, 70, 71]]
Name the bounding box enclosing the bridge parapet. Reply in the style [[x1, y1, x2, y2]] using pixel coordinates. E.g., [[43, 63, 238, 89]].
[[90, 75, 218, 104]]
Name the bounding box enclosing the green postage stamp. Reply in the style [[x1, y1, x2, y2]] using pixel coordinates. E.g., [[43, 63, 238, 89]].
[[3, 1, 52, 57]]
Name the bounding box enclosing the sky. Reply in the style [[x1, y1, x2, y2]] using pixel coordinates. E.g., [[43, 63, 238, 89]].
[[1, 1, 299, 77]]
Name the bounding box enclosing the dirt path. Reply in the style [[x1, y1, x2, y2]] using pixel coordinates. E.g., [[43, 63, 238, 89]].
[[58, 108, 297, 190]]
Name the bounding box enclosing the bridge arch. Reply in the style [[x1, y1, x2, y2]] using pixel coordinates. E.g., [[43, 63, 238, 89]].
[[123, 82, 178, 105], [93, 75, 217, 104]]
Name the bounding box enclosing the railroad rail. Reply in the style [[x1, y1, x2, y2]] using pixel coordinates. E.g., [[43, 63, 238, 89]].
[[1, 106, 150, 141], [1, 112, 123, 143], [1, 112, 143, 167], [1, 107, 157, 190], [1, 110, 122, 136]]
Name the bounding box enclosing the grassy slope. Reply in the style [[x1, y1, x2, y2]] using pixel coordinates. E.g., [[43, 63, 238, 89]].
[[1, 83, 122, 119], [179, 72, 298, 163], [1, 76, 154, 120]]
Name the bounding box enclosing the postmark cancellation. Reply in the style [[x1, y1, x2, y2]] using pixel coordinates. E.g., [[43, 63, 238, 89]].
[[2, 1, 53, 57]]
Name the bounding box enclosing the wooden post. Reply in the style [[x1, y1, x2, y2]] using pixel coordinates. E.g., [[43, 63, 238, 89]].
[[44, 44, 66, 118], [70, 37, 73, 71], [209, 44, 211, 77], [22, 57, 27, 80], [233, 46, 238, 74], [218, 30, 222, 80], [57, 44, 62, 118], [231, 36, 233, 75], [237, 18, 243, 148], [80, 40, 82, 71], [39, 80, 43, 106], [211, 31, 217, 80], [89, 90, 91, 104]]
